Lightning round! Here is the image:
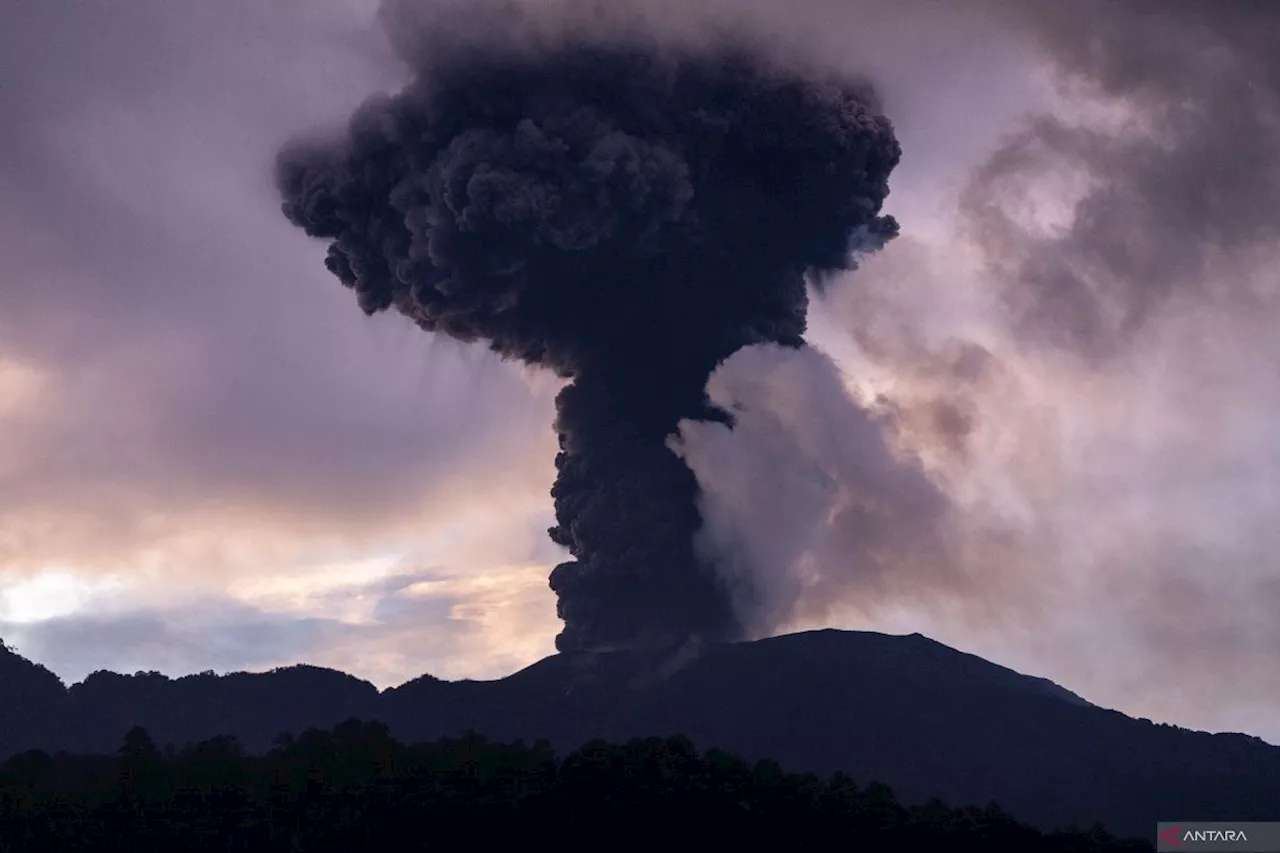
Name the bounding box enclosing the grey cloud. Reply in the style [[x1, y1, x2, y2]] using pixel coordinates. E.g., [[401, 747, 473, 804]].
[[814, 234, 1001, 465], [966, 0, 1280, 357]]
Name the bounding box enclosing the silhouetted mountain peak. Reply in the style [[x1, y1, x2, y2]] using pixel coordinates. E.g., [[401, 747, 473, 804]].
[[1, 629, 1277, 837]]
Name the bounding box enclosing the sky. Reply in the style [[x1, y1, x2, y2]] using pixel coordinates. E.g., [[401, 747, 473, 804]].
[[1, 0, 1278, 744]]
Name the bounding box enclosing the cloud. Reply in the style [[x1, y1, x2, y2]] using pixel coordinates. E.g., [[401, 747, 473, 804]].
[[966, 0, 1280, 357], [0, 0, 571, 691], [2, 555, 559, 689], [0, 0, 567, 582]]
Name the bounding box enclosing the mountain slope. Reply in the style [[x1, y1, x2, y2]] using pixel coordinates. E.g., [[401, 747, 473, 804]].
[[2, 629, 1276, 838]]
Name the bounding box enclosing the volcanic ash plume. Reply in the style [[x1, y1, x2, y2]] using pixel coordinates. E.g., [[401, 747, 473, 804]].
[[275, 18, 901, 651]]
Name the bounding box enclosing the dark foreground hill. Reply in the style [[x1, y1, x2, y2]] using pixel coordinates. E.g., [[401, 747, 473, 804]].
[[3, 630, 1277, 838]]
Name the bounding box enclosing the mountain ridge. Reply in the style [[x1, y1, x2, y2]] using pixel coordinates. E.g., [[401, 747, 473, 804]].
[[3, 628, 1277, 838]]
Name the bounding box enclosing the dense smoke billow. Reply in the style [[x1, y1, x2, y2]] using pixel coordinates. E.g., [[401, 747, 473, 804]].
[[275, 0, 901, 651]]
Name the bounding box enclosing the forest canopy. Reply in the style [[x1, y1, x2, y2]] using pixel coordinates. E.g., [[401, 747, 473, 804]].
[[0, 719, 1152, 852]]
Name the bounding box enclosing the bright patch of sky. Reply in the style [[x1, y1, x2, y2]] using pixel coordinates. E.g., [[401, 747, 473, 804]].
[[0, 571, 129, 624]]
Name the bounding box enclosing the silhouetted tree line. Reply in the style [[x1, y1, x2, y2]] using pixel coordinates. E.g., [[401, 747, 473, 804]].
[[0, 719, 1151, 852]]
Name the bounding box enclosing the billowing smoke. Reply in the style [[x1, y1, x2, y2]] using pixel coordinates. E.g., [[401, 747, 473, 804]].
[[275, 2, 900, 651], [669, 344, 952, 637]]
